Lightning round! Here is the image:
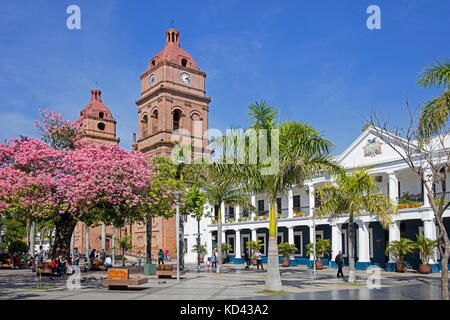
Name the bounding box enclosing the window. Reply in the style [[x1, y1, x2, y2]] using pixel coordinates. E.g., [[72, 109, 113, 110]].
[[141, 114, 148, 137], [258, 200, 264, 212], [294, 231, 303, 256], [214, 205, 219, 220], [257, 234, 266, 255], [99, 112, 104, 119], [293, 195, 300, 209], [97, 122, 105, 131], [152, 110, 158, 133], [276, 198, 282, 214], [228, 235, 235, 254], [369, 228, 374, 258], [181, 58, 187, 67], [173, 110, 181, 131], [228, 207, 234, 220], [183, 238, 188, 254], [277, 233, 284, 245], [241, 235, 250, 254]]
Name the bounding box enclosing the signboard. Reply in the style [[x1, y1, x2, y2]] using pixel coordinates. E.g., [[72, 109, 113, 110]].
[[107, 268, 129, 280]]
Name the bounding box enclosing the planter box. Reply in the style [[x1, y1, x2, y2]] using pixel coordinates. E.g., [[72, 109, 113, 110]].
[[315, 260, 324, 270], [419, 264, 430, 274], [144, 263, 156, 275], [281, 259, 290, 267], [396, 263, 407, 272]]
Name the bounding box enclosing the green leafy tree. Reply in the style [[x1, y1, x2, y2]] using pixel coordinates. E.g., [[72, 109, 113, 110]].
[[417, 59, 450, 138], [315, 167, 397, 282], [115, 234, 133, 267], [278, 242, 298, 260], [306, 238, 331, 262], [412, 235, 438, 265], [214, 100, 338, 291], [246, 240, 263, 260], [386, 238, 414, 265]]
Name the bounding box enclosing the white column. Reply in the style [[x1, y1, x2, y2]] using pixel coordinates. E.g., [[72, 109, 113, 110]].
[[357, 220, 370, 263], [222, 231, 226, 247], [251, 195, 256, 220], [287, 226, 294, 245], [307, 184, 315, 217], [423, 218, 437, 264], [388, 221, 400, 263], [309, 222, 315, 260], [388, 171, 398, 205], [251, 228, 257, 242], [423, 168, 433, 207], [235, 205, 241, 220], [288, 189, 294, 218], [221, 202, 226, 224], [101, 222, 106, 251], [235, 229, 241, 259], [331, 221, 342, 259], [206, 231, 212, 256]]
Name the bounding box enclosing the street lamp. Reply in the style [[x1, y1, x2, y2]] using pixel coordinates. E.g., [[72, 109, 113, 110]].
[[173, 190, 183, 283]]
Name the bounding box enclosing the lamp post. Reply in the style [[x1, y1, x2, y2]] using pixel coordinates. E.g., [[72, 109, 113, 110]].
[[313, 218, 316, 278], [173, 191, 183, 283]]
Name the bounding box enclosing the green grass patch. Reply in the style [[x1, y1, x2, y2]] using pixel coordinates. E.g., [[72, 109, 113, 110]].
[[256, 290, 291, 295], [26, 286, 57, 290], [337, 282, 366, 286]]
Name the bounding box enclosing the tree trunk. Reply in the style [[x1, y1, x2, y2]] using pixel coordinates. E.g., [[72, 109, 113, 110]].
[[265, 236, 283, 291], [29, 221, 36, 258], [146, 217, 152, 264], [50, 213, 77, 258], [441, 251, 449, 300], [216, 204, 223, 273], [179, 214, 185, 270], [348, 221, 356, 283], [112, 227, 116, 266], [197, 217, 201, 272], [264, 201, 283, 291]]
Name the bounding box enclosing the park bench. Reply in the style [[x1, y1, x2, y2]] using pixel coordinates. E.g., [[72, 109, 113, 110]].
[[156, 264, 184, 278], [102, 268, 148, 290], [0, 259, 14, 269], [35, 262, 52, 275]]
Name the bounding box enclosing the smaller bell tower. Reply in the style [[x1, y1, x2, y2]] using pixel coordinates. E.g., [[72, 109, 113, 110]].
[[80, 89, 120, 145]]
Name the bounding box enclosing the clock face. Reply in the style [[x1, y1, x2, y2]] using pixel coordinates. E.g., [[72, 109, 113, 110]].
[[180, 72, 191, 85], [149, 74, 155, 86]]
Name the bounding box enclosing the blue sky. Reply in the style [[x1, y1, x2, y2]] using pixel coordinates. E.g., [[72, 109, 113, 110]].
[[0, 0, 449, 154]]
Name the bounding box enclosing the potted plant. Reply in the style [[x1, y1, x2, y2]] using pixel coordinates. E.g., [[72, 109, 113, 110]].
[[211, 219, 217, 224], [306, 238, 331, 270], [386, 238, 414, 272], [253, 216, 258, 221], [221, 243, 232, 263], [246, 240, 263, 265], [278, 242, 298, 267], [228, 218, 235, 223], [412, 235, 437, 274], [411, 202, 422, 208], [192, 243, 207, 263]]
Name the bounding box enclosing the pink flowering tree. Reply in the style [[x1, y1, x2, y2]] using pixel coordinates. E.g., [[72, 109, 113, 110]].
[[0, 111, 160, 257]]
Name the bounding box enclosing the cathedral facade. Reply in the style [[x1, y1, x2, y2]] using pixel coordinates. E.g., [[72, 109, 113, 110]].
[[73, 28, 210, 261]]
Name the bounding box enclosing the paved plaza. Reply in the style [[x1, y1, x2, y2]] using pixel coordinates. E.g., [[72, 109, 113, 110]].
[[0, 263, 446, 300]]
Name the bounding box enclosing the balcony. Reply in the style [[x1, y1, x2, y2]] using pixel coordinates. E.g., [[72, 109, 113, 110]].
[[396, 192, 424, 209]]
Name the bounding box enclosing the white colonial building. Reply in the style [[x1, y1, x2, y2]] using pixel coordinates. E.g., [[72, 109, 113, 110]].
[[183, 127, 450, 273]]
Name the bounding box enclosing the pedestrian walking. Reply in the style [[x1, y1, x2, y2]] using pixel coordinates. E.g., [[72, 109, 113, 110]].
[[335, 250, 344, 278], [210, 252, 217, 269], [164, 250, 168, 262], [38, 246, 45, 263], [244, 249, 250, 270], [158, 249, 164, 265], [137, 251, 142, 269], [256, 250, 263, 271]]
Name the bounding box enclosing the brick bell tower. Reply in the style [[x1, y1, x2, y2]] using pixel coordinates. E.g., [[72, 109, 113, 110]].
[[135, 28, 210, 159], [80, 89, 120, 145], [133, 28, 211, 261]]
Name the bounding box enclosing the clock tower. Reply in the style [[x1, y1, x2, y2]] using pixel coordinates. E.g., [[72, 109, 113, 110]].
[[135, 28, 210, 159]]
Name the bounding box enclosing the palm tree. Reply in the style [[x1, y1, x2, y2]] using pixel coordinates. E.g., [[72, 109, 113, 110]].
[[417, 59, 450, 138], [214, 100, 338, 291], [315, 167, 397, 282], [412, 234, 438, 266], [203, 167, 254, 273]]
